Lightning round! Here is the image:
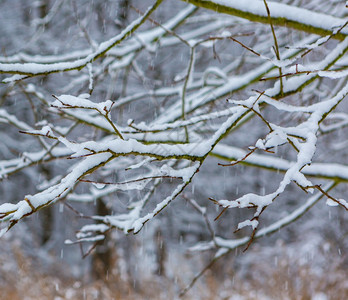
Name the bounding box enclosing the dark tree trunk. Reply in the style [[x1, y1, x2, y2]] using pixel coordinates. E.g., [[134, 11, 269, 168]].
[[39, 165, 54, 245], [155, 228, 166, 277], [91, 198, 113, 280], [38, 0, 49, 19]]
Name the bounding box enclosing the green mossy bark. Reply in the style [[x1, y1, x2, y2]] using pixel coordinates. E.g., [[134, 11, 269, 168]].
[[184, 0, 347, 40]]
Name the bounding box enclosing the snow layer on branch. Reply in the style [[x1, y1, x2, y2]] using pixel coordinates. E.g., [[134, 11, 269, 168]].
[[0, 152, 112, 223], [327, 198, 348, 210], [194, 182, 336, 252], [52, 95, 113, 114], [213, 65, 348, 230], [0, 147, 72, 179], [25, 153, 112, 208], [154, 35, 318, 124], [237, 219, 259, 230], [0, 0, 161, 76], [59, 137, 210, 159], [0, 109, 32, 131], [203, 0, 348, 35]]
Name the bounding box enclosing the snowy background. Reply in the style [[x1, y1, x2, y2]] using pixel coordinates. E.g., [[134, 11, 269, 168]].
[[0, 0, 347, 299]]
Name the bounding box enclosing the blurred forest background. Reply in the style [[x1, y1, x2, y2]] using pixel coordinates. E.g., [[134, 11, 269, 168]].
[[0, 0, 347, 299]]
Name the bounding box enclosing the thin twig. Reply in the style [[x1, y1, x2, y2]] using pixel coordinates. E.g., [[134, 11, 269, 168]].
[[263, 0, 283, 95], [80, 175, 182, 186], [218, 147, 256, 167], [184, 195, 216, 240]]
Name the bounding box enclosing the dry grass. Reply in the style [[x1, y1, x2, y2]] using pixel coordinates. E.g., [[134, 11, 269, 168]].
[[0, 241, 347, 300]]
